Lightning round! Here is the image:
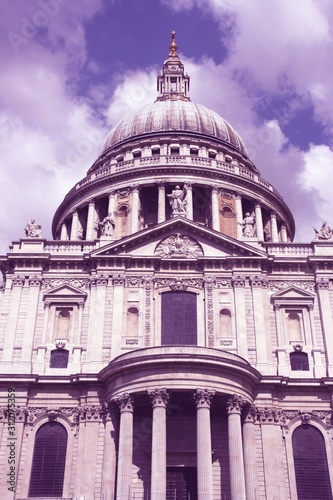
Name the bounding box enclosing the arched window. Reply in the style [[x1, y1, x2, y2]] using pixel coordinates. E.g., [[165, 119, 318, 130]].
[[127, 307, 139, 336], [54, 308, 71, 339], [50, 349, 69, 368], [161, 291, 197, 345], [292, 425, 332, 499], [219, 308, 232, 337], [290, 351, 309, 371], [287, 311, 302, 341], [29, 422, 68, 497]]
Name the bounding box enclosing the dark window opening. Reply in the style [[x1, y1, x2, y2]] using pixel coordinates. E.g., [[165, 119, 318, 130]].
[[190, 148, 199, 156], [133, 151, 141, 159], [116, 155, 124, 162], [290, 351, 309, 371], [170, 147, 180, 154], [29, 422, 68, 498], [166, 467, 197, 500], [152, 148, 160, 155], [292, 425, 332, 500], [161, 291, 197, 345], [209, 151, 216, 159], [50, 349, 69, 368]]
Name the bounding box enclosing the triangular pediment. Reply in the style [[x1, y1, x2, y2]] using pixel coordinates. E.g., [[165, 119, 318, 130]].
[[43, 284, 87, 303], [90, 218, 268, 259], [271, 286, 315, 305]]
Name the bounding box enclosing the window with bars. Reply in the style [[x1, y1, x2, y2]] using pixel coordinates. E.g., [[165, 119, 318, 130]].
[[292, 424, 332, 500], [161, 291, 197, 345], [28, 422, 68, 497], [290, 351, 309, 371]]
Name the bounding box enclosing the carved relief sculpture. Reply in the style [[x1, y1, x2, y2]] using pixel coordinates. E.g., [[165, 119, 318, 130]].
[[155, 233, 203, 258]]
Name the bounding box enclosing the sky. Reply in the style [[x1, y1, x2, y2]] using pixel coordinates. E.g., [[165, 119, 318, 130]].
[[1, 0, 333, 253]]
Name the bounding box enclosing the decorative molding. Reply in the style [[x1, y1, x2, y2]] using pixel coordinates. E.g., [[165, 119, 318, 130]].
[[204, 278, 215, 347], [250, 275, 267, 288], [154, 277, 203, 290], [226, 394, 247, 414], [231, 276, 246, 288], [29, 275, 42, 287], [126, 276, 145, 287], [216, 277, 232, 288], [149, 388, 169, 408], [267, 280, 315, 291], [316, 277, 330, 290], [194, 388, 215, 409], [144, 276, 153, 347], [115, 393, 134, 413], [155, 233, 203, 259], [12, 276, 25, 287], [112, 274, 125, 286], [42, 278, 90, 290]]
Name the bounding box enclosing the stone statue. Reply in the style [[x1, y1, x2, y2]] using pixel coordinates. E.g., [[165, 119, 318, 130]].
[[242, 212, 255, 237], [24, 219, 42, 237], [167, 185, 187, 215], [99, 213, 115, 237], [313, 222, 333, 240]]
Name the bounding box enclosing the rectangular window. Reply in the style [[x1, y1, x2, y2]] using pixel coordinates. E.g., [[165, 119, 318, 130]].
[[161, 291, 197, 345]]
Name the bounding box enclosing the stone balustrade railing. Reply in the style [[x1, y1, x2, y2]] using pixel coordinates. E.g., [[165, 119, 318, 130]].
[[64, 155, 282, 201]]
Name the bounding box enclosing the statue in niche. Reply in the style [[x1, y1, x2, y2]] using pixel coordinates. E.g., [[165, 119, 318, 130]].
[[24, 219, 42, 237], [313, 221, 333, 240], [241, 212, 255, 237], [167, 185, 187, 215], [99, 213, 115, 237]]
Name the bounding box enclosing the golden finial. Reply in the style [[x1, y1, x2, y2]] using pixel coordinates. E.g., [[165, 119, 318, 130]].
[[169, 30, 178, 56]]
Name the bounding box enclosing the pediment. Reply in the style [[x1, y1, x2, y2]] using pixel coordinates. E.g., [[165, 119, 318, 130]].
[[271, 286, 315, 305], [90, 218, 268, 259], [43, 284, 87, 303]]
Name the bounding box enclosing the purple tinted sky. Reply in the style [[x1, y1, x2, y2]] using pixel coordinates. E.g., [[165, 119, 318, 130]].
[[1, 0, 333, 253]]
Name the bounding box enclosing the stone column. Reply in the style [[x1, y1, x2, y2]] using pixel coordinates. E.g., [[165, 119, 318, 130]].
[[235, 194, 243, 239], [243, 405, 259, 500], [115, 393, 134, 500], [21, 276, 41, 365], [130, 185, 140, 234], [70, 210, 79, 240], [280, 223, 288, 242], [227, 394, 246, 500], [194, 388, 215, 500], [108, 190, 116, 215], [101, 405, 117, 500], [232, 276, 248, 359], [211, 186, 220, 231], [254, 202, 264, 241], [316, 278, 333, 376], [149, 388, 169, 500], [250, 276, 269, 371], [60, 221, 68, 240], [185, 182, 193, 220], [157, 182, 166, 223], [2, 276, 24, 362], [86, 199, 96, 240], [270, 212, 279, 242]]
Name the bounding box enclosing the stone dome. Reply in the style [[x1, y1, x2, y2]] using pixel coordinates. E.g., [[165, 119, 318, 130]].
[[101, 100, 249, 157]]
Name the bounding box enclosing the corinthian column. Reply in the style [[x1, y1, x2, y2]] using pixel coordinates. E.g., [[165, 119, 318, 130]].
[[227, 394, 246, 500], [194, 388, 215, 500], [185, 182, 193, 220], [235, 194, 243, 239], [254, 202, 264, 241], [243, 404, 259, 500], [149, 388, 169, 500], [211, 186, 220, 231], [115, 393, 134, 500], [86, 199, 96, 240], [157, 182, 166, 223], [70, 210, 79, 240], [270, 212, 278, 242], [130, 185, 140, 234]]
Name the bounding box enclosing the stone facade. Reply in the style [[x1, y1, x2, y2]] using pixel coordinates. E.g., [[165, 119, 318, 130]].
[[0, 33, 333, 499]]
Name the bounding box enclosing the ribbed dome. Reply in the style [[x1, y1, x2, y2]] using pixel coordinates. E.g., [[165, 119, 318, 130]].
[[101, 100, 249, 157]]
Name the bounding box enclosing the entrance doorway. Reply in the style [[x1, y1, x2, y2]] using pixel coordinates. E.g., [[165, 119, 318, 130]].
[[166, 467, 198, 499]]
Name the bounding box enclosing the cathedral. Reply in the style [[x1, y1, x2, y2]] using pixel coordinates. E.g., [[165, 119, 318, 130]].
[[1, 32, 333, 500]]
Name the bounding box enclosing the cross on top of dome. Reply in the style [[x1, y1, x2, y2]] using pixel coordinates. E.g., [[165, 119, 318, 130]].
[[156, 31, 190, 102]]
